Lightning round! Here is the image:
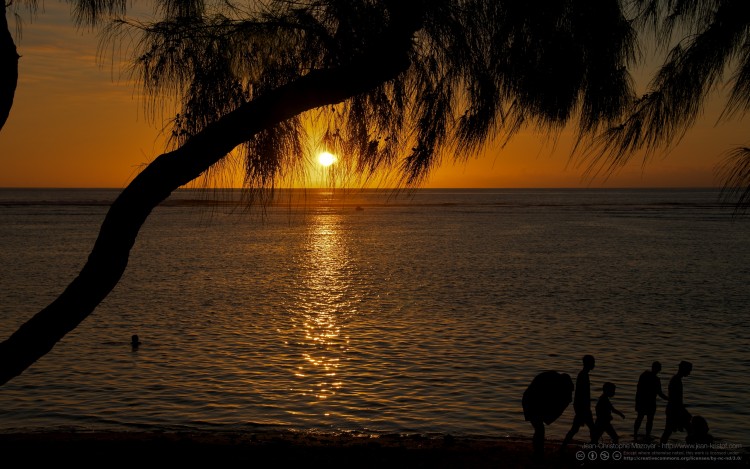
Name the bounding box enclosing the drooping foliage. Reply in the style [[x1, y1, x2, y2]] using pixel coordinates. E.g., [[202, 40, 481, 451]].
[[76, 0, 639, 187], [586, 0, 750, 209], [7, 1, 750, 200]]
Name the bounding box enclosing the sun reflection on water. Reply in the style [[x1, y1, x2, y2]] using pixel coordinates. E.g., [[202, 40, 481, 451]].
[[292, 213, 353, 401]]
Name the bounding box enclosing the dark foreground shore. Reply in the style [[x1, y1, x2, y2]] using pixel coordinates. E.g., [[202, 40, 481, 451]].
[[0, 431, 746, 468]]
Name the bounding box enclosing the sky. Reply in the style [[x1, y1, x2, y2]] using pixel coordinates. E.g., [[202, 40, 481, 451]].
[[0, 3, 747, 189]]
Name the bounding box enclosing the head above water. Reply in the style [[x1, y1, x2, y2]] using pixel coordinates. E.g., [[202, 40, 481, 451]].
[[679, 361, 693, 376], [651, 361, 662, 373], [583, 354, 596, 370], [602, 382, 616, 396]]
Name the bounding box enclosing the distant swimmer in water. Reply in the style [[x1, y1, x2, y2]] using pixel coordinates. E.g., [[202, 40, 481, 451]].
[[131, 334, 141, 350]]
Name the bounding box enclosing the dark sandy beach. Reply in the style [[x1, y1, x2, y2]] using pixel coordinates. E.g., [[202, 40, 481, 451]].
[[0, 431, 562, 468], [0, 431, 746, 468]]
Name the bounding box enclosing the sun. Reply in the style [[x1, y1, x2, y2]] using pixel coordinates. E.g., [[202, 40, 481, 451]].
[[317, 151, 337, 167]]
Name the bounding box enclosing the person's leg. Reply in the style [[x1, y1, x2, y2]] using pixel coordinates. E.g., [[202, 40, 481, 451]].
[[634, 413, 644, 437], [645, 412, 655, 437], [682, 409, 693, 436], [562, 416, 581, 448], [607, 424, 619, 444], [585, 414, 597, 443], [591, 422, 602, 444], [531, 418, 545, 457], [661, 419, 673, 444]]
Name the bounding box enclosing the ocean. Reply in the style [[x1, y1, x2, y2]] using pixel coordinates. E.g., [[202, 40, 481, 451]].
[[0, 188, 748, 445]]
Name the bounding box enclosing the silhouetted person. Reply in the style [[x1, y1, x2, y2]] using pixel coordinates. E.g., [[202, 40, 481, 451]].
[[561, 355, 596, 450], [686, 416, 713, 445], [634, 361, 668, 440], [522, 370, 574, 458], [131, 334, 141, 351], [592, 382, 625, 444], [661, 361, 692, 444]]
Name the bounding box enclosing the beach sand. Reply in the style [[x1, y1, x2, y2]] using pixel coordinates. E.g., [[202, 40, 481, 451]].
[[0, 431, 563, 467], [0, 431, 747, 468]]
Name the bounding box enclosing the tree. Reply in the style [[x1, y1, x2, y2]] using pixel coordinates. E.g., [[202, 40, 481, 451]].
[[586, 0, 750, 208], [0, 1, 23, 131], [0, 0, 127, 132], [0, 0, 742, 385]]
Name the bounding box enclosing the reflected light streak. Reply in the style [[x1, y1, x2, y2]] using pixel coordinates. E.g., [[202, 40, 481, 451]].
[[292, 214, 354, 402]]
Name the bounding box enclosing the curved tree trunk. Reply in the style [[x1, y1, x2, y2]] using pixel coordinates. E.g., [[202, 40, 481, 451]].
[[0, 3, 20, 132], [0, 13, 420, 385]]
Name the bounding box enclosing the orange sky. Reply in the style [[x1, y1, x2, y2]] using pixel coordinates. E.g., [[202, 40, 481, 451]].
[[0, 3, 746, 189]]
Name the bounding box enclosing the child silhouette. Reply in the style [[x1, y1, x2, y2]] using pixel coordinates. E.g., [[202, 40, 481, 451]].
[[592, 382, 625, 444]]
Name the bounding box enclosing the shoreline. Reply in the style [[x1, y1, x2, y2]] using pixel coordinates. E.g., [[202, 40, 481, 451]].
[[0, 431, 746, 467], [0, 431, 538, 467]]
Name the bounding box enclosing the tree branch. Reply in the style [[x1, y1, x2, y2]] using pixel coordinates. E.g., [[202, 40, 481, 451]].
[[0, 2, 19, 132], [0, 20, 415, 386]]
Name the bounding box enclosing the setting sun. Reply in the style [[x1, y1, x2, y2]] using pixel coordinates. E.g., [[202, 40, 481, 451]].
[[317, 152, 337, 167]]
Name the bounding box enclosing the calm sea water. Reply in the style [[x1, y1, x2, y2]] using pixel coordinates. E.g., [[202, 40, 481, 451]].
[[0, 188, 748, 445]]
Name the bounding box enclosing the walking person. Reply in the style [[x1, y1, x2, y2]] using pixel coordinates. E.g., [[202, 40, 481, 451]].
[[661, 361, 693, 444], [592, 382, 626, 444], [561, 355, 596, 450], [634, 361, 668, 440]]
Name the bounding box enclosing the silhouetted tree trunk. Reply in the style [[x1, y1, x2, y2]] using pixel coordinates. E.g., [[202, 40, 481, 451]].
[[0, 6, 422, 385], [0, 3, 19, 132]]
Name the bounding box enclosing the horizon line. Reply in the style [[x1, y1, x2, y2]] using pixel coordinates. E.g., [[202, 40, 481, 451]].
[[0, 186, 725, 191]]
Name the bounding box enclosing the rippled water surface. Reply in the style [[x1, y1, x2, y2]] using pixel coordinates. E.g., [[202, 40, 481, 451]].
[[0, 188, 748, 444]]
